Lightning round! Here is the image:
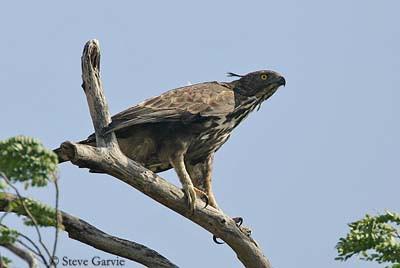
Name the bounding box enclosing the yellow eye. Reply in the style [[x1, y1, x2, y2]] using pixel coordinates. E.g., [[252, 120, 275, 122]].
[[260, 74, 268, 80]]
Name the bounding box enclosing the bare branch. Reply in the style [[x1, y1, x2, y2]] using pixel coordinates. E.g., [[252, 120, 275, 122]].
[[0, 224, 49, 266], [51, 178, 60, 267], [0, 193, 178, 268], [58, 39, 271, 268], [16, 239, 46, 265], [62, 212, 178, 268], [81, 39, 118, 150], [1, 243, 38, 268], [0, 212, 9, 225]]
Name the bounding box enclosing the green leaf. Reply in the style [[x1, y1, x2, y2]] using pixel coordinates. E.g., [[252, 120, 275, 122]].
[[0, 136, 58, 188], [5, 197, 58, 227], [336, 211, 400, 265], [0, 256, 11, 268], [0, 180, 8, 190], [0, 226, 19, 244]]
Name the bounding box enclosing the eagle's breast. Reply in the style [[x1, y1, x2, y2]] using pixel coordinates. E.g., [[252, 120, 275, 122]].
[[187, 97, 259, 163]]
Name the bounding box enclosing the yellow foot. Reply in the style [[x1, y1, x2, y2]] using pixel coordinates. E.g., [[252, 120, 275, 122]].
[[182, 184, 197, 214], [182, 185, 210, 213]]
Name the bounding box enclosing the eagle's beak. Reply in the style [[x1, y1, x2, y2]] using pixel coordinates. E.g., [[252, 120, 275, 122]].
[[277, 76, 286, 87]]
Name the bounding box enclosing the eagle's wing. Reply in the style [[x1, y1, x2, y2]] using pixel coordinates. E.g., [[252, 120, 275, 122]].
[[103, 82, 234, 134]]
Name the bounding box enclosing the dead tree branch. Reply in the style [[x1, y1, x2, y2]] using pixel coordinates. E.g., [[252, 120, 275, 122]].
[[58, 39, 271, 268], [0, 193, 178, 268], [1, 242, 38, 268]]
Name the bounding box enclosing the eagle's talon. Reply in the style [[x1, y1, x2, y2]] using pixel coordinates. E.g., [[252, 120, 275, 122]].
[[212, 235, 224, 244], [233, 217, 243, 227], [201, 193, 209, 208], [193, 187, 209, 208]]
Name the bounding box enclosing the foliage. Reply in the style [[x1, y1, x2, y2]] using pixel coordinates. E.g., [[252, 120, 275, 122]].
[[0, 193, 58, 227], [0, 136, 59, 227], [0, 225, 19, 244], [20, 198, 58, 227], [0, 136, 58, 188], [0, 136, 60, 267], [0, 225, 18, 268], [336, 211, 400, 267], [0, 256, 11, 268]]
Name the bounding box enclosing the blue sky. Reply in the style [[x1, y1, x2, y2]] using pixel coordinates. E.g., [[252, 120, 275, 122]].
[[1, 1, 399, 267]]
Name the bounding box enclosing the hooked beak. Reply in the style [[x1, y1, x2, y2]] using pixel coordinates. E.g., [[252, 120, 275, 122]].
[[276, 76, 286, 87]]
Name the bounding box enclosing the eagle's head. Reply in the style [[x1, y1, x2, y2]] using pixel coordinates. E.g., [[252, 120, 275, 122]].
[[228, 70, 286, 104]]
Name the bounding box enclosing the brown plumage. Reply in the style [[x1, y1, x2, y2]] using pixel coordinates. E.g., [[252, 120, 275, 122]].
[[56, 70, 286, 212]]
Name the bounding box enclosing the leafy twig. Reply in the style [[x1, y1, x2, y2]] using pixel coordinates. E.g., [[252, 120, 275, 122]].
[[0, 172, 53, 265]]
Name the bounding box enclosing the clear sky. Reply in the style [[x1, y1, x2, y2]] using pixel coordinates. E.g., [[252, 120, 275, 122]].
[[1, 1, 399, 267]]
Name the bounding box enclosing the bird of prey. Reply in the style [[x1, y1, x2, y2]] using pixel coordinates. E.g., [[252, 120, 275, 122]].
[[56, 70, 285, 213]]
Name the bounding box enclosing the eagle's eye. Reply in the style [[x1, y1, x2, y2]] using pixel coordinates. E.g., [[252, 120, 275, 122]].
[[260, 74, 268, 80]]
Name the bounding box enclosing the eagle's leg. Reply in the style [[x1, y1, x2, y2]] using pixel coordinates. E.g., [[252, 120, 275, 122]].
[[202, 155, 220, 210], [170, 153, 197, 214], [187, 154, 220, 210]]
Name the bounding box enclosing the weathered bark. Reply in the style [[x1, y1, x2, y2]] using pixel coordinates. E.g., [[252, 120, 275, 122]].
[[58, 39, 271, 268], [0, 193, 178, 268], [1, 242, 38, 268]]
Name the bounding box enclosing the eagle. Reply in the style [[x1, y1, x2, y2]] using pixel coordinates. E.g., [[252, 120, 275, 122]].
[[56, 70, 285, 213]]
